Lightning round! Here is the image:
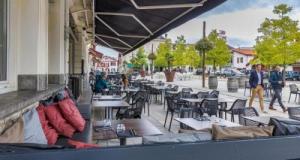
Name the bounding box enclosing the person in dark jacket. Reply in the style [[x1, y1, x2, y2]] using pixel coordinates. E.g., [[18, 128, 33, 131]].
[[94, 73, 108, 93], [249, 64, 266, 113], [269, 66, 287, 112]]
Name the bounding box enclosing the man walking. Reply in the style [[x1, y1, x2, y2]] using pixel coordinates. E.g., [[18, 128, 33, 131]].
[[269, 66, 287, 112], [249, 64, 266, 113]]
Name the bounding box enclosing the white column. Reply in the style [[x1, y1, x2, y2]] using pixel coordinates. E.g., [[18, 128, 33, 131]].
[[48, 0, 66, 84], [17, 0, 49, 91]]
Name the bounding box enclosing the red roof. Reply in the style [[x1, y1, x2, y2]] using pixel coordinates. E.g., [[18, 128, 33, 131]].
[[232, 48, 256, 56]]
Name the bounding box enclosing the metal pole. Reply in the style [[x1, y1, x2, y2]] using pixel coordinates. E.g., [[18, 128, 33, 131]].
[[202, 21, 206, 88], [151, 44, 154, 79]]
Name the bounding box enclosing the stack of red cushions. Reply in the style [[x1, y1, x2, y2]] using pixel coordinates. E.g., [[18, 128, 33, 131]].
[[36, 105, 59, 145], [44, 103, 76, 138], [58, 98, 86, 132], [36, 90, 86, 145]]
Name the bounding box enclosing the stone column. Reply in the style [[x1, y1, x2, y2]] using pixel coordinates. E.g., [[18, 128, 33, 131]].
[[17, 0, 49, 91], [48, 0, 67, 84]]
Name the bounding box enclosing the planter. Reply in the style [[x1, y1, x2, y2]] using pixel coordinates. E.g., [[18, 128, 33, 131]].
[[238, 75, 247, 88], [208, 75, 218, 89], [227, 77, 238, 92], [164, 70, 176, 82]]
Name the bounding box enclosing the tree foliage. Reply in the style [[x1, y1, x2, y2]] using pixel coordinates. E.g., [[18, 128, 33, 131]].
[[206, 30, 232, 71], [255, 4, 300, 67], [173, 35, 187, 67], [154, 38, 173, 68], [130, 47, 147, 69], [185, 45, 201, 68]]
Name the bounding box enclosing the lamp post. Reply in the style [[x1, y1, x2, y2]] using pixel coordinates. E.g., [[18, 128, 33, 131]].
[[195, 21, 213, 88], [148, 44, 157, 79]]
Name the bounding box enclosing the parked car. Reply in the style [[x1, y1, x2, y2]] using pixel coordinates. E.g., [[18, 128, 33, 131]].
[[285, 71, 300, 81], [220, 68, 244, 77], [195, 69, 203, 75]]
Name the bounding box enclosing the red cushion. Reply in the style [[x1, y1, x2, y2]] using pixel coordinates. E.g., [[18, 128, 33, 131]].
[[36, 105, 59, 145], [58, 98, 86, 132], [67, 139, 99, 149], [44, 104, 75, 138]]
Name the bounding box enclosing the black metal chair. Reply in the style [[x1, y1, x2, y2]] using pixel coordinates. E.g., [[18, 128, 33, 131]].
[[116, 97, 145, 119], [288, 84, 300, 102], [171, 85, 179, 91], [196, 99, 219, 117], [209, 90, 219, 98], [219, 99, 247, 122], [196, 91, 209, 98], [239, 107, 260, 126], [182, 88, 193, 92], [288, 107, 300, 121], [181, 91, 192, 98], [164, 96, 188, 131]]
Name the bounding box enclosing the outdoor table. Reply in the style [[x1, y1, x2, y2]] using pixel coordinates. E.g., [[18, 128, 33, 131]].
[[93, 119, 162, 145], [242, 116, 296, 126], [122, 88, 140, 93], [175, 117, 240, 131], [92, 100, 130, 119], [93, 95, 124, 101]]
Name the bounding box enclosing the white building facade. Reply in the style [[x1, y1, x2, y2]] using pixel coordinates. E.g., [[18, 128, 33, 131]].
[[231, 48, 255, 69]]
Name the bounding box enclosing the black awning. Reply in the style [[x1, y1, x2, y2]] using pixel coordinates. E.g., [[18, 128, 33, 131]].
[[94, 0, 226, 55]]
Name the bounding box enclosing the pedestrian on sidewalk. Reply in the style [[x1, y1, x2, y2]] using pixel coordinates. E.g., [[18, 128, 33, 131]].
[[249, 64, 266, 113], [269, 66, 287, 112]]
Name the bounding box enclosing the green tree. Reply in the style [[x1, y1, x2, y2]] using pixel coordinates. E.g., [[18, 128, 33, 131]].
[[130, 47, 147, 69], [154, 39, 173, 68], [255, 4, 300, 69], [185, 45, 201, 68], [173, 35, 187, 67], [206, 30, 232, 73]]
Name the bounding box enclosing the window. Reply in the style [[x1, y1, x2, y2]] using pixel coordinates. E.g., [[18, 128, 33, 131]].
[[0, 0, 7, 81], [237, 57, 239, 64], [240, 57, 243, 63]]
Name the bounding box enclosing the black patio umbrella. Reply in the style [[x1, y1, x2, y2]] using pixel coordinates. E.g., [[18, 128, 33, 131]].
[[94, 0, 226, 55]]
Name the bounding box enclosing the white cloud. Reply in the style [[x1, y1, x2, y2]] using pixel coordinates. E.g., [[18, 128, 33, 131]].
[[167, 5, 279, 47]]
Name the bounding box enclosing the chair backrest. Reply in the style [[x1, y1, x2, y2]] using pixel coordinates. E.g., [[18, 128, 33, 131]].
[[172, 85, 179, 91], [289, 84, 299, 93], [288, 107, 300, 121], [129, 97, 145, 118], [239, 107, 259, 126], [209, 90, 219, 98], [166, 96, 176, 112], [200, 99, 219, 116], [166, 84, 172, 88], [182, 88, 193, 92], [181, 91, 191, 98], [197, 91, 209, 98], [230, 99, 247, 114]]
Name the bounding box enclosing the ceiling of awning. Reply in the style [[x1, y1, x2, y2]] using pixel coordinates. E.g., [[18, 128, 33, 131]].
[[94, 0, 227, 55]]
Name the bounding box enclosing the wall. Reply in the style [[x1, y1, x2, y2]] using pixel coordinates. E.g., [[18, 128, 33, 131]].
[[232, 52, 253, 69]]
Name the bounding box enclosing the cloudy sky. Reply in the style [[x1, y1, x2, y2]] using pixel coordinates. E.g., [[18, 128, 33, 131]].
[[98, 0, 300, 57], [168, 0, 300, 47]]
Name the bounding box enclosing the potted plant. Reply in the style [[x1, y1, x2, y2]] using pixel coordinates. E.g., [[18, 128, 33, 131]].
[[164, 52, 175, 82]]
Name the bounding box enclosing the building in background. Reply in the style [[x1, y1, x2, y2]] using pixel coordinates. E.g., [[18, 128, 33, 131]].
[[231, 47, 256, 69], [122, 37, 165, 73], [98, 56, 119, 73]]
